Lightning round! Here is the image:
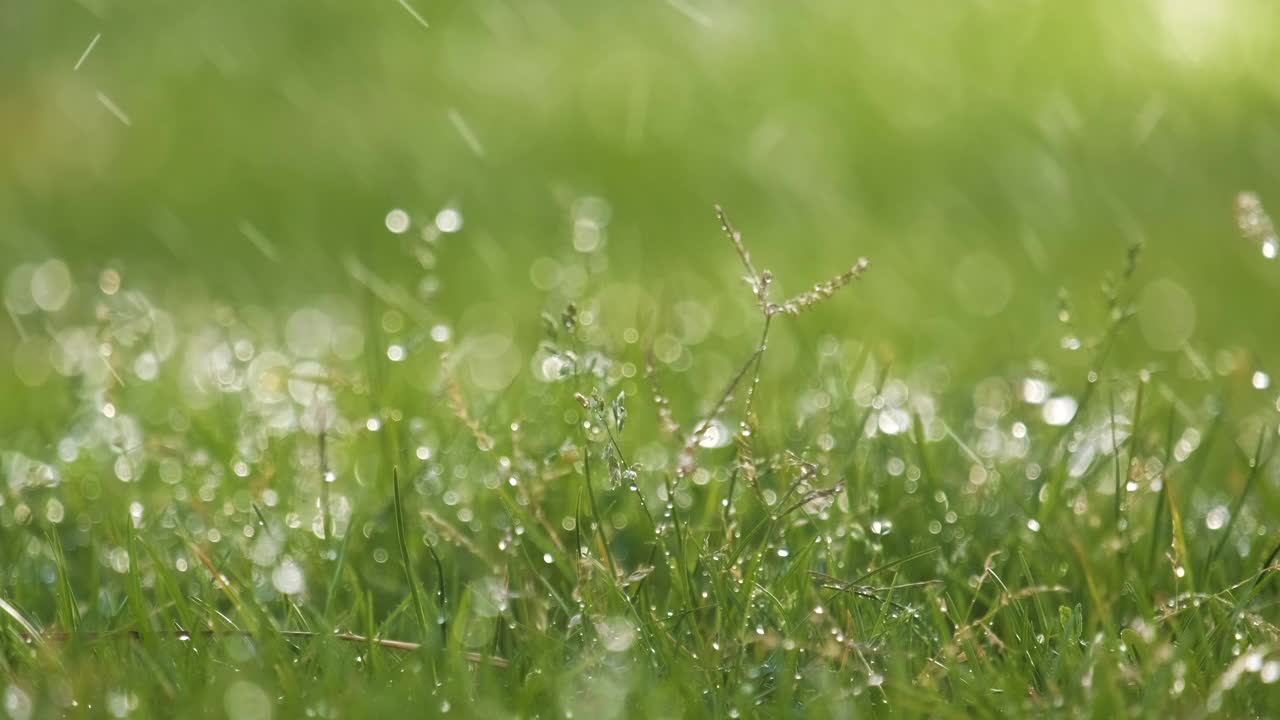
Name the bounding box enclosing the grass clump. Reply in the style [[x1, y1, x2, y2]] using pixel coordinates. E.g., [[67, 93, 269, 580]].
[[1, 204, 1279, 720]]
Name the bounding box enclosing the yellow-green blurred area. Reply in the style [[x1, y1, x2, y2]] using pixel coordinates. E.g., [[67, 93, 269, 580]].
[[4, 0, 1280, 406]]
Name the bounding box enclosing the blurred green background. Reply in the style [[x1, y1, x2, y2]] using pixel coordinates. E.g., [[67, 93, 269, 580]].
[[4, 0, 1280, 410]]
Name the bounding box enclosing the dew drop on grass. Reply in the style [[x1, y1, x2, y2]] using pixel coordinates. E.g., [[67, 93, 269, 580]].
[[385, 209, 411, 234], [3, 685, 33, 720], [134, 351, 159, 381], [272, 559, 305, 595], [1252, 371, 1270, 389], [113, 456, 134, 483], [696, 419, 731, 448], [596, 618, 636, 652], [1245, 652, 1264, 672], [108, 688, 144, 718], [31, 259, 73, 312], [99, 268, 121, 294], [1206, 505, 1228, 530], [435, 208, 462, 233], [1042, 396, 1077, 426]]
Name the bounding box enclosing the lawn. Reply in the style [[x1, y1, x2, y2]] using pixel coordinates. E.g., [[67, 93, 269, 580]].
[[4, 2, 1280, 718]]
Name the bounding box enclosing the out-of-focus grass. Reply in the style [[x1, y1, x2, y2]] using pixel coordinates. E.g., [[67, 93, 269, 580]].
[[4, 2, 1280, 718], [4, 2, 1280, 356]]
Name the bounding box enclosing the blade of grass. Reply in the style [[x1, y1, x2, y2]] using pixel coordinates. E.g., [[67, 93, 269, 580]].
[[46, 529, 80, 634], [323, 513, 356, 623], [1204, 426, 1271, 576], [393, 466, 434, 645]]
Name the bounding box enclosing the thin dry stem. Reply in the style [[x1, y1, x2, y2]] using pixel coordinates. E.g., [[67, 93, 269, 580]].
[[715, 204, 767, 306], [714, 204, 870, 317], [766, 258, 870, 317], [22, 630, 510, 667], [443, 354, 495, 450], [645, 351, 681, 438]]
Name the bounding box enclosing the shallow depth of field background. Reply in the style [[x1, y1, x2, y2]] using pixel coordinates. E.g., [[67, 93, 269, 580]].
[[7, 3, 1280, 717], [3, 1, 1280, 459]]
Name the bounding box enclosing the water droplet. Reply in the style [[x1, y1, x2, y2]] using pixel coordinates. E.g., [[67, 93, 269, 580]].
[[695, 419, 731, 449], [435, 208, 463, 233], [1206, 505, 1228, 530], [31, 259, 72, 312], [272, 559, 305, 595], [4, 684, 33, 720], [1042, 396, 1077, 426], [385, 209, 411, 234], [596, 618, 636, 652]]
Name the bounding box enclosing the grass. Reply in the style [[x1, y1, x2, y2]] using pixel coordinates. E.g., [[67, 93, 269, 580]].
[[6, 3, 1280, 717], [2, 200, 1280, 719]]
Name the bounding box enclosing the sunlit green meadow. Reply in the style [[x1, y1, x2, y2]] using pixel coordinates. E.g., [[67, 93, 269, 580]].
[[4, 2, 1280, 718]]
